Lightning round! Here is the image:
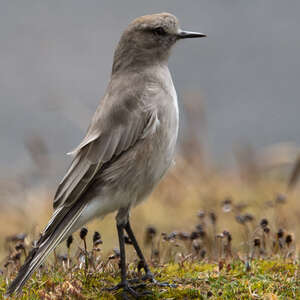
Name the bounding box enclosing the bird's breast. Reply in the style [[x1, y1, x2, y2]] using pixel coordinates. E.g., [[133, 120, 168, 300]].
[[92, 66, 179, 208], [137, 72, 179, 198]]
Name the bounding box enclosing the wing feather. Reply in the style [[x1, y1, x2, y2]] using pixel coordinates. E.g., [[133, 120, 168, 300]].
[[53, 101, 158, 209]]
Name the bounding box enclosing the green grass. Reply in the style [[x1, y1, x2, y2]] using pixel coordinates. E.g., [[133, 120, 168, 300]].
[[1, 259, 299, 299], [1, 155, 300, 299]]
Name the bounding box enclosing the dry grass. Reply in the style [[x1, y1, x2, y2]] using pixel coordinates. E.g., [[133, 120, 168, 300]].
[[1, 154, 299, 259], [0, 153, 299, 298]]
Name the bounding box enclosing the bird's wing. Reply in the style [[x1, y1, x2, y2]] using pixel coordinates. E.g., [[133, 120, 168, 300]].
[[53, 92, 159, 210], [6, 93, 160, 296]]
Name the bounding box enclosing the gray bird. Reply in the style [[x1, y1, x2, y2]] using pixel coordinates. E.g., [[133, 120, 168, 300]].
[[6, 12, 205, 297]]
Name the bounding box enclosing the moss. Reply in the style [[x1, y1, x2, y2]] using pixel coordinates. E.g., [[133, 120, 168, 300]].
[[1, 259, 299, 299]]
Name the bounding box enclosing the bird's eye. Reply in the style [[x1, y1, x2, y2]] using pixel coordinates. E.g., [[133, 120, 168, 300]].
[[152, 27, 167, 36]]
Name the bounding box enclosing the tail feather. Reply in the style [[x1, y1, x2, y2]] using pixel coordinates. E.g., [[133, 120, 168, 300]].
[[5, 200, 87, 297]]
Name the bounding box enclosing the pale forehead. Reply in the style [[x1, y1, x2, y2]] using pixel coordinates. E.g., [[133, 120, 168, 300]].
[[130, 13, 179, 31]]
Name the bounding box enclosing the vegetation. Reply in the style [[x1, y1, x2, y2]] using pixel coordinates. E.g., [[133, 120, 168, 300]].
[[1, 258, 299, 299], [1, 146, 300, 299]]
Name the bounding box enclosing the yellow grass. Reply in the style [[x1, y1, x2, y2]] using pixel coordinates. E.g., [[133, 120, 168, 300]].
[[1, 155, 299, 261]]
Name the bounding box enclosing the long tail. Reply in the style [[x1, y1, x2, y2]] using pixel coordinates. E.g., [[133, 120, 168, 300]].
[[5, 200, 87, 297]]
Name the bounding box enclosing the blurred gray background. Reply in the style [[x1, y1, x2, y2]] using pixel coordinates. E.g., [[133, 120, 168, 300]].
[[1, 0, 300, 177]]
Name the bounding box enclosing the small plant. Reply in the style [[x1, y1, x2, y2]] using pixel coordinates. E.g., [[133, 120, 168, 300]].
[[79, 227, 89, 272]]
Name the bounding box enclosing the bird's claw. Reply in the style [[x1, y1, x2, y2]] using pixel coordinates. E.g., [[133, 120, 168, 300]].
[[137, 270, 177, 288], [149, 276, 177, 288], [104, 280, 151, 299]]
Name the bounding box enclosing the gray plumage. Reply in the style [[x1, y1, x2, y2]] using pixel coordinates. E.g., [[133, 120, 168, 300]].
[[6, 12, 205, 296]]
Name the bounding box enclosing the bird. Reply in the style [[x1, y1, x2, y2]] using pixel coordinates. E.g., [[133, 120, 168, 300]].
[[6, 12, 206, 298]]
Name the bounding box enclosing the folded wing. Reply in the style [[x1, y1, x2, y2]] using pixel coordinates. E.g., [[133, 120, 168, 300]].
[[53, 95, 158, 209]]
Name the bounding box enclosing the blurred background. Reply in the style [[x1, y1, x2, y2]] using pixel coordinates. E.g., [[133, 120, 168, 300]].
[[0, 1, 300, 259]]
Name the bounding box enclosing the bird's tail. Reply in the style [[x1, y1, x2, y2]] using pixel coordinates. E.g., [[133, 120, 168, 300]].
[[5, 200, 87, 297]]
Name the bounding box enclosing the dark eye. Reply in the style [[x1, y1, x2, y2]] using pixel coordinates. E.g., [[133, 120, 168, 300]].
[[152, 27, 167, 36]]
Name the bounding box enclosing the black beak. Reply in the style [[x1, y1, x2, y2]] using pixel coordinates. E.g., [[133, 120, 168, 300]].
[[177, 30, 206, 39]]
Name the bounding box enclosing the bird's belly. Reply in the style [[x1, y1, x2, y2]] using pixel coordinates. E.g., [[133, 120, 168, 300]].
[[134, 107, 179, 204], [76, 119, 178, 229], [78, 85, 179, 225]]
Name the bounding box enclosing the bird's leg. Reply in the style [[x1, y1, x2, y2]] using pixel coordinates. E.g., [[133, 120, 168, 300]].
[[125, 221, 176, 288], [117, 222, 128, 287], [124, 221, 152, 279], [105, 221, 149, 298]]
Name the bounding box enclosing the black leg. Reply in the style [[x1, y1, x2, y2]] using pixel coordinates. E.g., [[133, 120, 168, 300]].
[[104, 222, 148, 299], [125, 221, 176, 288], [117, 222, 127, 285], [124, 221, 152, 277]]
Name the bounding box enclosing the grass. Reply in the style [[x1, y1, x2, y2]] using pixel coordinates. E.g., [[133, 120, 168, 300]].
[[0, 154, 300, 299], [1, 259, 299, 299]]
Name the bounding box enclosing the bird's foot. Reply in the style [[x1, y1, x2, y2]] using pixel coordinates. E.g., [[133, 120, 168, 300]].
[[105, 280, 152, 299], [142, 271, 177, 288], [128, 270, 177, 288]]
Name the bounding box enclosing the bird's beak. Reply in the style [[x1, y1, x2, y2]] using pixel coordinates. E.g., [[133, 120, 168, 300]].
[[177, 30, 206, 39]]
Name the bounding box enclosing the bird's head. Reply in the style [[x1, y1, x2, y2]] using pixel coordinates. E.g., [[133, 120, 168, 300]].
[[112, 13, 206, 73]]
